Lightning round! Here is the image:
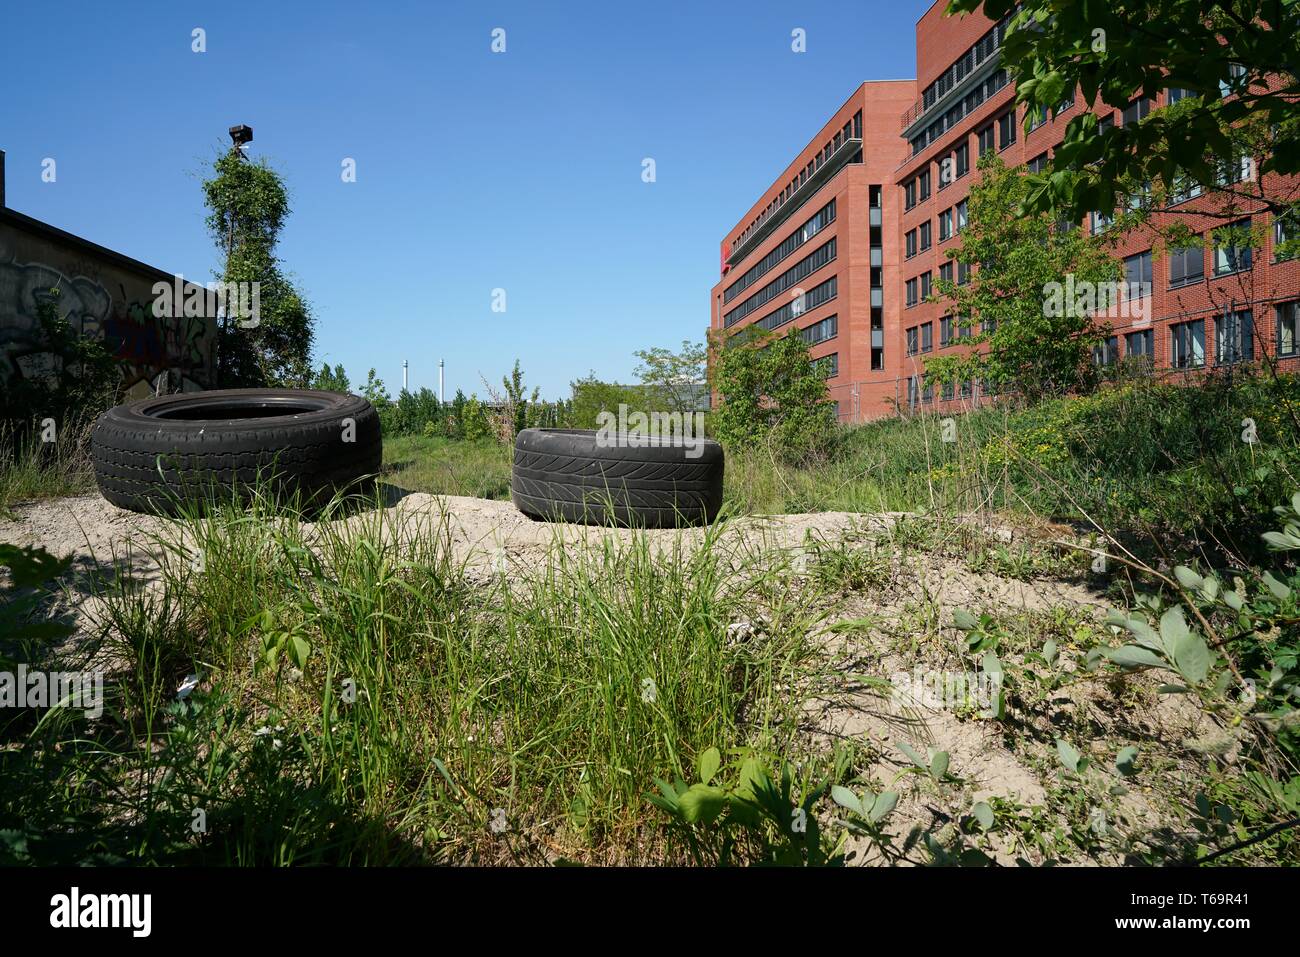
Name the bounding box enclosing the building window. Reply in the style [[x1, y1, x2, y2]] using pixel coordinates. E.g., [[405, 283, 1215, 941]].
[[1122, 97, 1151, 125], [906, 278, 918, 308], [722, 237, 837, 327], [1213, 219, 1253, 275], [941, 380, 955, 401], [997, 111, 1017, 149], [754, 276, 837, 332], [1026, 103, 1048, 132], [812, 352, 839, 378], [1027, 152, 1049, 173], [919, 220, 932, 251], [1093, 335, 1120, 366], [1171, 319, 1206, 368], [939, 261, 953, 285], [938, 208, 953, 242], [921, 322, 933, 352], [955, 199, 968, 232], [1167, 87, 1196, 105], [907, 375, 920, 409], [1275, 211, 1299, 261], [1215, 152, 1251, 186], [940, 315, 953, 347], [904, 179, 917, 211], [801, 314, 838, 345], [978, 124, 995, 157], [923, 380, 934, 404], [957, 260, 971, 285], [1124, 250, 1153, 296], [1091, 210, 1114, 234], [1220, 62, 1247, 98], [920, 271, 932, 302], [1168, 244, 1205, 287], [955, 142, 970, 177], [1125, 329, 1153, 363], [905, 229, 917, 259], [906, 326, 919, 355], [1277, 301, 1300, 357], [918, 169, 931, 202], [1216, 309, 1254, 364]]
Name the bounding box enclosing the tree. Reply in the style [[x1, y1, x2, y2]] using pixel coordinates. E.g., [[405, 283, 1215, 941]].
[[633, 339, 707, 414], [568, 373, 644, 430], [949, 0, 1300, 225], [310, 362, 351, 393], [708, 325, 836, 461], [926, 153, 1122, 401], [203, 150, 315, 387], [361, 368, 391, 407]]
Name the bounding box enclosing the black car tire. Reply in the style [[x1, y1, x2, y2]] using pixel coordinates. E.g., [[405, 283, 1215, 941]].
[[511, 428, 724, 528], [91, 388, 382, 515]]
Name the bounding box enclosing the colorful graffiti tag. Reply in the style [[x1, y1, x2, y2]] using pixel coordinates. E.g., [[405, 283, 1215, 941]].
[[0, 256, 215, 397]]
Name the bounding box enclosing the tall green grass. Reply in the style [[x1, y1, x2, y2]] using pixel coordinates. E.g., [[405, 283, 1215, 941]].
[[0, 487, 830, 864], [725, 372, 1300, 562], [0, 417, 96, 513]]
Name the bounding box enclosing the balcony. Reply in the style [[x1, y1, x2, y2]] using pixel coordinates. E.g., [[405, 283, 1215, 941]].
[[726, 137, 861, 269]]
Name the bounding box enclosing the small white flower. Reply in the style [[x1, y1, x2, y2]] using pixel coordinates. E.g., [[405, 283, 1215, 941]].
[[640, 678, 658, 704], [489, 807, 509, 834], [176, 674, 200, 699]]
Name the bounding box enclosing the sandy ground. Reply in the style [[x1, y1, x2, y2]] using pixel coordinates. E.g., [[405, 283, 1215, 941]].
[[0, 490, 891, 576], [2, 489, 1207, 864]]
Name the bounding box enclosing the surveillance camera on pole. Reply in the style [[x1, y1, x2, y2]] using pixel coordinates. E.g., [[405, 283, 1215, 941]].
[[228, 124, 253, 158]]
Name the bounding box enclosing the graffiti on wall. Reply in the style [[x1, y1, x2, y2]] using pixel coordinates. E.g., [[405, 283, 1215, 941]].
[[0, 256, 215, 397]]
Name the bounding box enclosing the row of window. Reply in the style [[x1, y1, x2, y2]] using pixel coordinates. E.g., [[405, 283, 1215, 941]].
[[723, 200, 836, 304], [723, 237, 836, 328], [753, 275, 838, 333], [802, 314, 838, 345], [907, 200, 969, 256], [908, 302, 1300, 378], [902, 214, 1284, 319], [910, 68, 1010, 156], [731, 112, 861, 254], [908, 315, 977, 355], [905, 97, 1067, 212], [902, 306, 1289, 407], [812, 352, 839, 379], [918, 16, 1010, 114]]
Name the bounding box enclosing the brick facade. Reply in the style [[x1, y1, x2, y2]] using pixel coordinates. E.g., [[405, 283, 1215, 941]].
[[711, 2, 1300, 422]]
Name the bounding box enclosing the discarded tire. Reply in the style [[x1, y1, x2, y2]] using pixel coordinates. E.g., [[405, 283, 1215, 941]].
[[511, 428, 724, 528], [91, 388, 382, 515]]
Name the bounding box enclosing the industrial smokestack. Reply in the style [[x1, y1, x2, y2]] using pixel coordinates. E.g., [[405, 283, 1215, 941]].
[[402, 359, 408, 392], [439, 359, 445, 404]]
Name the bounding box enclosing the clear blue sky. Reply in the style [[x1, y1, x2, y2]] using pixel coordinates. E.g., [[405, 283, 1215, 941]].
[[3, 0, 929, 399]]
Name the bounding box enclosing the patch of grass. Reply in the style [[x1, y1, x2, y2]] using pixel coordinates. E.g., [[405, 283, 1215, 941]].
[[382, 434, 512, 499], [0, 418, 95, 514], [1, 488, 830, 865]]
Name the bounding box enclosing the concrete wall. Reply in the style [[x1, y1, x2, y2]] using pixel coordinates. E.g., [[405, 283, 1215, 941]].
[[0, 164, 216, 401]]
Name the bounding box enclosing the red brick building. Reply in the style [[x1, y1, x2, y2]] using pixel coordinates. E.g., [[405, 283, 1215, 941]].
[[711, 2, 1299, 421]]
